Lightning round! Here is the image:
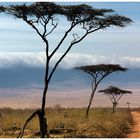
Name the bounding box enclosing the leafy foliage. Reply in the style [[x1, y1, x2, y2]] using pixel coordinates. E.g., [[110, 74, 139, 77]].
[[76, 64, 127, 74], [99, 86, 132, 96], [5, 2, 132, 31], [0, 6, 5, 12]]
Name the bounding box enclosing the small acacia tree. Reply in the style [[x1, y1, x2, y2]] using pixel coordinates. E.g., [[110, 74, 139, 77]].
[[3, 2, 132, 138], [75, 64, 128, 117], [126, 102, 130, 109], [98, 86, 132, 113]]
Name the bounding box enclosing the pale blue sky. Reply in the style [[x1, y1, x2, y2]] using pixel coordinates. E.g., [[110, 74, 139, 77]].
[[0, 2, 140, 108], [0, 2, 140, 66]]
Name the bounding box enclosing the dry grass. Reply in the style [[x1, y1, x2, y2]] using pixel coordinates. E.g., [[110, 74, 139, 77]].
[[0, 107, 132, 138]]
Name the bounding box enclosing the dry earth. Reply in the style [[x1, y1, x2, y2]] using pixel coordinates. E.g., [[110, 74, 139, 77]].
[[127, 111, 140, 138]]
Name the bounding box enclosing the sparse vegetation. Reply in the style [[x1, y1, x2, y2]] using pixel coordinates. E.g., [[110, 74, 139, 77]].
[[0, 107, 132, 138]]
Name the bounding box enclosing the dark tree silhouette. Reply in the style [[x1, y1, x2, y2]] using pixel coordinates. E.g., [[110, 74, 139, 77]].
[[3, 2, 132, 137], [126, 102, 130, 110], [75, 64, 128, 117], [0, 6, 5, 12], [98, 86, 132, 113]]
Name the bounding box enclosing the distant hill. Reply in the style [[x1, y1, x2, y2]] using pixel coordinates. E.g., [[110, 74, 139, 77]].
[[0, 66, 140, 89]]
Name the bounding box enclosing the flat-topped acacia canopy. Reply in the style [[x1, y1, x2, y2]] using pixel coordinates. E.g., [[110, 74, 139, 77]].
[[75, 64, 128, 75], [0, 6, 5, 12], [98, 86, 132, 95], [5, 2, 132, 29]]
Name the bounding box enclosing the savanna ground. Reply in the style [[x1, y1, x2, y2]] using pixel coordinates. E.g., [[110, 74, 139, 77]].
[[0, 107, 132, 138]]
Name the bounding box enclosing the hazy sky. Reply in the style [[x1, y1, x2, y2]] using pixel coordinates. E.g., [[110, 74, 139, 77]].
[[0, 2, 140, 108], [0, 2, 140, 69]]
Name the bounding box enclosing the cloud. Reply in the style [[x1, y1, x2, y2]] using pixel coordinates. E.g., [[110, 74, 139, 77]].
[[56, 53, 140, 69], [120, 57, 140, 68], [0, 52, 140, 69], [0, 52, 46, 69]]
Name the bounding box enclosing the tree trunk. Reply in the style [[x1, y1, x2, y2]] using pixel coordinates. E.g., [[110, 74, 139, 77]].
[[112, 102, 117, 113], [38, 110, 48, 138], [86, 102, 91, 117], [39, 78, 49, 138], [86, 85, 97, 117], [112, 103, 115, 113]]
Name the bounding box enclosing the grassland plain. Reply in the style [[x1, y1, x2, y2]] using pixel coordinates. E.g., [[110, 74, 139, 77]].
[[0, 107, 132, 138]]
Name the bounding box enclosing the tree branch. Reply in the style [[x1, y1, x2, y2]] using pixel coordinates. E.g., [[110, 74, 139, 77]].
[[42, 18, 48, 37], [96, 71, 111, 86], [48, 26, 101, 83], [71, 26, 101, 45], [23, 18, 47, 43], [107, 94, 114, 104], [114, 94, 120, 100], [48, 43, 73, 82], [112, 95, 116, 103], [116, 93, 123, 102], [17, 109, 40, 138], [90, 73, 96, 81], [45, 18, 58, 37], [49, 21, 75, 59], [91, 78, 95, 92], [72, 33, 80, 42]]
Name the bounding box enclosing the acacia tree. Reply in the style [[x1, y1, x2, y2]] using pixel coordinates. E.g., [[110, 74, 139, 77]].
[[75, 64, 128, 117], [3, 2, 132, 138], [0, 6, 5, 12], [98, 86, 132, 113], [126, 102, 130, 109]]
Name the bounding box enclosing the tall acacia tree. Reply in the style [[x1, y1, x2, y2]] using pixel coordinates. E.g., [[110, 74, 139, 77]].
[[4, 2, 132, 137], [75, 64, 128, 117], [98, 86, 132, 113]]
